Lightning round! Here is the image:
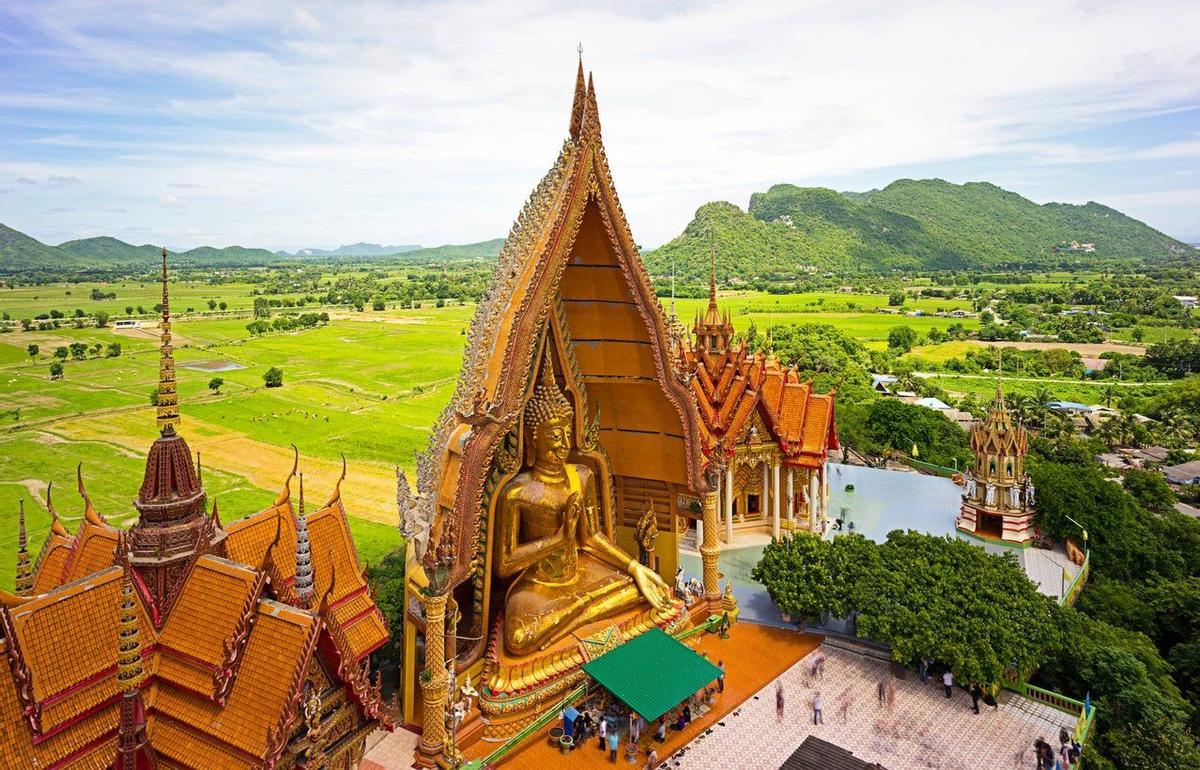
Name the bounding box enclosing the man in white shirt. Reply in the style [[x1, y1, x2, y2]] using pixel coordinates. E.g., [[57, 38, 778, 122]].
[[942, 670, 954, 699]]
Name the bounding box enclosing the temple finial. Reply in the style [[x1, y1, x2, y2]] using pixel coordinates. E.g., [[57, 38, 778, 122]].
[[295, 472, 314, 609], [117, 563, 144, 689], [156, 247, 180, 435], [15, 499, 32, 597], [115, 558, 156, 769], [568, 49, 587, 140]]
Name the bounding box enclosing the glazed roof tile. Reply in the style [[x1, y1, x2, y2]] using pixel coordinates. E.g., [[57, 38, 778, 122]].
[[159, 557, 258, 671], [32, 535, 72, 594]]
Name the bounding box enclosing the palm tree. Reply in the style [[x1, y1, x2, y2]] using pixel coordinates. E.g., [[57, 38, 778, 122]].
[[1100, 383, 1119, 408]]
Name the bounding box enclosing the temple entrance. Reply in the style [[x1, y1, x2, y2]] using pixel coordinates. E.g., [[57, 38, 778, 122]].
[[977, 511, 1004, 539]]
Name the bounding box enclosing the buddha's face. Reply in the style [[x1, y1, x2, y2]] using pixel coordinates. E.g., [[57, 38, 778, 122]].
[[534, 417, 572, 469]]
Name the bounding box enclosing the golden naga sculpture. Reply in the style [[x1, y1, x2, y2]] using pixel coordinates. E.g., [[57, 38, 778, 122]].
[[634, 498, 658, 567], [494, 350, 673, 656]]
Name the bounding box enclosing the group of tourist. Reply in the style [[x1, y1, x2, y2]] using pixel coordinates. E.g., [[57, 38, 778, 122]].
[[560, 660, 726, 767], [1034, 730, 1081, 770]]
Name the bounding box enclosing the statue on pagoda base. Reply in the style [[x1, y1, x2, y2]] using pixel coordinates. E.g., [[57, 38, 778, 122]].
[[495, 351, 674, 656]]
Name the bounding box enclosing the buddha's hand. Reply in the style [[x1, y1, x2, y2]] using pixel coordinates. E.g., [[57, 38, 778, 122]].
[[630, 562, 673, 611], [561, 492, 582, 540]]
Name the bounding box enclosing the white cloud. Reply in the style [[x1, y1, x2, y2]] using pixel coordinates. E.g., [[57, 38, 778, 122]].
[[157, 194, 183, 207], [3, 0, 1199, 247]]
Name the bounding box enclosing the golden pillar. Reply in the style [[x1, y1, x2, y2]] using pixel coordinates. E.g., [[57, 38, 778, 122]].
[[700, 484, 721, 610], [416, 590, 448, 767]]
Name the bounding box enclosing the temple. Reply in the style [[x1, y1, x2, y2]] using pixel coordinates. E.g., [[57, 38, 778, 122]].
[[957, 384, 1035, 543], [676, 247, 839, 545], [398, 59, 729, 762], [0, 250, 394, 769]]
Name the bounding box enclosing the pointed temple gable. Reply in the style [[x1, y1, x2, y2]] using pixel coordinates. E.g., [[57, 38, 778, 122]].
[[402, 61, 711, 752]]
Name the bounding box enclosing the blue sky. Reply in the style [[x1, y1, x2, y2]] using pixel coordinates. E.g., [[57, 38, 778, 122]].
[[2, 0, 1198, 251]]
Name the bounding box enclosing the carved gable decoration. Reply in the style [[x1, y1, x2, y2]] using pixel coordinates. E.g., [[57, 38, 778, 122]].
[[411, 63, 706, 588]]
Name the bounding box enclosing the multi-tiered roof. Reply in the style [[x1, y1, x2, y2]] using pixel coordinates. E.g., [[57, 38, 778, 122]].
[[0, 252, 393, 768]]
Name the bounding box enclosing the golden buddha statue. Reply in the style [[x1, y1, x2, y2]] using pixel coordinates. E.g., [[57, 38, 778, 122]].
[[495, 353, 673, 655]]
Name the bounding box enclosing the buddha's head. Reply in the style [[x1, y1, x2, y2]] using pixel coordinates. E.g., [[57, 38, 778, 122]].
[[525, 346, 574, 470]]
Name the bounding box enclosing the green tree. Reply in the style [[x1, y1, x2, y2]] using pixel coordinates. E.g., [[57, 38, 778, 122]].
[[253, 297, 271, 319], [888, 291, 905, 306], [105, 342, 121, 358], [1132, 327, 1145, 343], [207, 299, 217, 310], [26, 343, 38, 359], [852, 531, 1060, 687], [208, 377, 224, 394], [371, 297, 386, 311], [94, 310, 109, 328], [263, 367, 284, 388], [68, 342, 87, 360], [366, 550, 407, 661], [49, 361, 63, 379], [751, 533, 835, 622], [125, 305, 134, 315], [218, 301, 227, 311], [1123, 469, 1177, 514], [149, 387, 159, 406], [53, 346, 68, 360], [887, 325, 918, 353]]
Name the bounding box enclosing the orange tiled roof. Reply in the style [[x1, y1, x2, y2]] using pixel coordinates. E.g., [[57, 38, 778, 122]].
[[684, 344, 837, 465], [5, 473, 391, 767], [32, 534, 72, 594]]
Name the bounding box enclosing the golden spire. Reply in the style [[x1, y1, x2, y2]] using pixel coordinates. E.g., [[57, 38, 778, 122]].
[[117, 564, 145, 690], [295, 472, 314, 609], [569, 46, 586, 140], [15, 499, 32, 597], [156, 247, 180, 435]]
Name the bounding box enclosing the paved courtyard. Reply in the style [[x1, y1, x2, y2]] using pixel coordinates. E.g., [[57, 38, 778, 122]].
[[672, 645, 1075, 770]]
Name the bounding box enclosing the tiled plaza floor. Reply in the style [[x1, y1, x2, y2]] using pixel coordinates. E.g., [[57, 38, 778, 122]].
[[672, 646, 1076, 770]]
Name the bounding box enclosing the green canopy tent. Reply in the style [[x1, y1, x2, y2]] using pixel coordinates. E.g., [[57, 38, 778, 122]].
[[581, 627, 723, 722]]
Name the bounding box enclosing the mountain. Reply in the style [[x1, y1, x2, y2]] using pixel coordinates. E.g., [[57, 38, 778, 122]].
[[0, 224, 80, 270], [288, 242, 422, 258], [0, 224, 505, 272], [645, 180, 1193, 280], [396, 239, 504, 262], [58, 236, 162, 264]]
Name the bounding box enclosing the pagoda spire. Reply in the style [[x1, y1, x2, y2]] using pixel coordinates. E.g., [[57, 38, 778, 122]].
[[295, 472, 314, 609], [156, 248, 180, 436], [115, 561, 156, 769], [15, 500, 32, 597]]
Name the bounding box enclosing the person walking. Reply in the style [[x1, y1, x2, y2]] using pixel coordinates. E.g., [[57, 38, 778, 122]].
[[717, 661, 725, 693], [970, 683, 982, 714], [645, 747, 659, 769], [629, 712, 640, 743], [607, 729, 619, 763], [597, 714, 607, 750], [942, 669, 954, 699], [812, 692, 824, 725], [776, 680, 785, 722], [654, 717, 666, 743], [919, 658, 930, 683]]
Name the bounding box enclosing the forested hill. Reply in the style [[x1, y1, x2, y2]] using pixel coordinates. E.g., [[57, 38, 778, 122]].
[[644, 179, 1191, 283], [0, 225, 503, 272]]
